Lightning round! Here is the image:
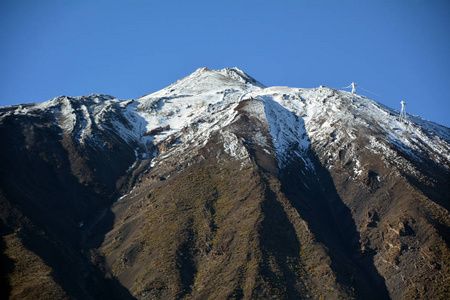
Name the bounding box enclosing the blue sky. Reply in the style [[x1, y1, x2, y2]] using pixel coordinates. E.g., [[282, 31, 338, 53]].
[[1, 0, 449, 126]]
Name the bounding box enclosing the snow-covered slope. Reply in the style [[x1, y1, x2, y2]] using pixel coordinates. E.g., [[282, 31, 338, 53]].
[[244, 86, 450, 174], [4, 67, 448, 176], [129, 67, 449, 180], [134, 67, 263, 144]]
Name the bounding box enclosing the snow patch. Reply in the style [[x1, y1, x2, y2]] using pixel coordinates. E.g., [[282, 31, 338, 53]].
[[221, 131, 249, 161]]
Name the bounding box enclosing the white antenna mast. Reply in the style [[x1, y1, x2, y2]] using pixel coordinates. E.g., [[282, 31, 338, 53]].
[[399, 101, 407, 123], [343, 82, 357, 94]]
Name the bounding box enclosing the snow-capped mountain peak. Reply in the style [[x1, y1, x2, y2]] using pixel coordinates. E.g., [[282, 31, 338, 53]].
[[4, 67, 448, 174], [1, 67, 449, 300], [139, 67, 265, 100], [127, 68, 265, 147]]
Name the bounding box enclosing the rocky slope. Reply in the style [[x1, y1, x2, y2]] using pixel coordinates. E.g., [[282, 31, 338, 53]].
[[0, 67, 449, 299]]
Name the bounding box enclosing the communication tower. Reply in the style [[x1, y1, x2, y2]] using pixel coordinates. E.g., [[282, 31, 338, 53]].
[[351, 82, 357, 94], [399, 101, 407, 123], [344, 82, 357, 94]]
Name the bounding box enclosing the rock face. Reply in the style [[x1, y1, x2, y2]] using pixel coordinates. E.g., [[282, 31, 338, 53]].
[[0, 68, 449, 299]]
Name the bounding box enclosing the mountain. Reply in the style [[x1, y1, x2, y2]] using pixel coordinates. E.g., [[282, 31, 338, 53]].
[[0, 67, 449, 299]]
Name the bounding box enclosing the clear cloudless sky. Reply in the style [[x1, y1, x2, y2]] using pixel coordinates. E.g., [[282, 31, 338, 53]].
[[1, 0, 449, 126]]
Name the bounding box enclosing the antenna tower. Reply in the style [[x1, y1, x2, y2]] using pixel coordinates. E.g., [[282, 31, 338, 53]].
[[399, 101, 407, 123], [344, 82, 357, 94]]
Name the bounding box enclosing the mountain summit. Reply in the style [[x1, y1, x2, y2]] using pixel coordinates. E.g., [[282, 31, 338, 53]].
[[0, 68, 449, 299]]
